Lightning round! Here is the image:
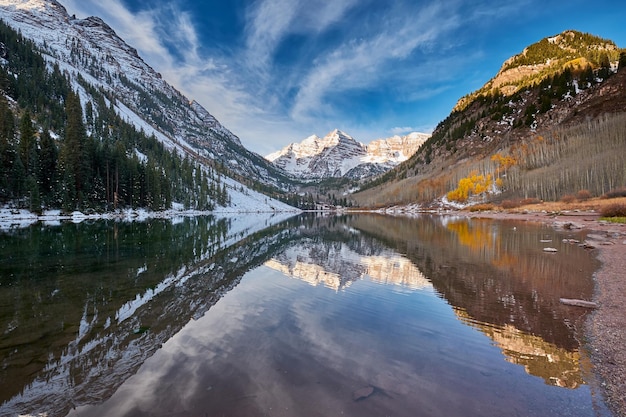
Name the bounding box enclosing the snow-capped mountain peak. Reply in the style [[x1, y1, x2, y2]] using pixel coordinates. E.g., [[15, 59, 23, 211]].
[[266, 130, 429, 180]]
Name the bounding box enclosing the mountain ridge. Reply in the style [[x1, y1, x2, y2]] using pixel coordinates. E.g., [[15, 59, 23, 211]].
[[455, 30, 621, 111], [0, 0, 288, 186], [0, 0, 300, 212], [353, 30, 626, 208], [266, 129, 429, 180]]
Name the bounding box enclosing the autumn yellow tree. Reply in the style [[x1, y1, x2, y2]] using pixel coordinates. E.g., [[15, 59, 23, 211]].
[[447, 171, 493, 203]]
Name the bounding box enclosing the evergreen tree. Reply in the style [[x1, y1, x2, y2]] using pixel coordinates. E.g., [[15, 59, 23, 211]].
[[58, 90, 90, 208], [25, 174, 41, 213], [18, 110, 36, 175], [38, 129, 57, 202], [597, 52, 611, 79], [619, 52, 626, 71], [10, 154, 25, 199], [0, 96, 15, 199]]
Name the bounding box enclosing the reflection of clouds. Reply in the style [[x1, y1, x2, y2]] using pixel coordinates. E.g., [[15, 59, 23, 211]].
[[78, 267, 446, 415], [70, 279, 275, 416], [264, 242, 432, 291], [72, 258, 597, 417]]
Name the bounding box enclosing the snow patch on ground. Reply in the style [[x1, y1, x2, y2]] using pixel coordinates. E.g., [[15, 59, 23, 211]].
[[0, 201, 300, 230]]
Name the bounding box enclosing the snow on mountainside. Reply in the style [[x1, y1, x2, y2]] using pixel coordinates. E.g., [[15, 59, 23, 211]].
[[266, 129, 429, 179], [0, 0, 294, 211]]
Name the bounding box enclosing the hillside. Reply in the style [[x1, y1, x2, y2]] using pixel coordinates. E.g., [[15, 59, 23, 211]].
[[353, 30, 626, 208], [0, 0, 296, 213]]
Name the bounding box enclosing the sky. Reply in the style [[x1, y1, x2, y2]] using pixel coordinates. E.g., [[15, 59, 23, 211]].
[[61, 0, 626, 156]]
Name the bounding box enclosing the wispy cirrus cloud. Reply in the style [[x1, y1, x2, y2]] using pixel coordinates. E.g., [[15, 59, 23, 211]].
[[243, 0, 299, 70], [60, 0, 534, 155], [289, 2, 461, 122], [62, 0, 276, 147]]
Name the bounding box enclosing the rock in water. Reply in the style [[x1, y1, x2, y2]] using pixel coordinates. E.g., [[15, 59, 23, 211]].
[[543, 247, 558, 252], [352, 386, 375, 401]]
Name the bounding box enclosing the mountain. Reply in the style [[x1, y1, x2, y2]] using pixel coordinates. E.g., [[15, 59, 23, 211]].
[[455, 30, 621, 111], [266, 129, 429, 180], [353, 30, 626, 208], [0, 0, 295, 212]]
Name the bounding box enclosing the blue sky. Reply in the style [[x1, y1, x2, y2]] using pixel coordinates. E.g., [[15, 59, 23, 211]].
[[62, 0, 626, 156]]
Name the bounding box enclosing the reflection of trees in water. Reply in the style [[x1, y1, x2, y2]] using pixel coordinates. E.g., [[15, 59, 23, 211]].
[[349, 214, 597, 386], [351, 214, 595, 348], [0, 213, 599, 415], [0, 215, 291, 417]]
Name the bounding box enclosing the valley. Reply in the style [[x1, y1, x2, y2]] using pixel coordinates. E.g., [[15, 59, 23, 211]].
[[0, 1, 625, 416]]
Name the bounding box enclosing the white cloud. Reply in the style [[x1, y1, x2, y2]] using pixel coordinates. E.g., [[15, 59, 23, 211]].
[[289, 2, 460, 121], [243, 0, 359, 70], [58, 0, 527, 155], [390, 127, 420, 135], [244, 0, 300, 70]]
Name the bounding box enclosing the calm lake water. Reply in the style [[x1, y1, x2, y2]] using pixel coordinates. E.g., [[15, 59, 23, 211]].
[[0, 213, 610, 417]]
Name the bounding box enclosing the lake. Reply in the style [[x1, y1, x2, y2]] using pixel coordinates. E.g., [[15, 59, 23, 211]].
[[0, 213, 610, 417]]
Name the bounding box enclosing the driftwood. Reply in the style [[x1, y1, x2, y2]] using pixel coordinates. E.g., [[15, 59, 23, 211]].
[[560, 298, 598, 309]]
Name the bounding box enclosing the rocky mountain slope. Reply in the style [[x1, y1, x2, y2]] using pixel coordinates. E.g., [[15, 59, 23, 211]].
[[266, 129, 428, 180], [0, 0, 294, 211], [354, 30, 626, 208], [455, 30, 621, 110]]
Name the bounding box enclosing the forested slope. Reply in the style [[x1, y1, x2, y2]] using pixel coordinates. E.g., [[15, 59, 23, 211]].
[[0, 21, 232, 212]]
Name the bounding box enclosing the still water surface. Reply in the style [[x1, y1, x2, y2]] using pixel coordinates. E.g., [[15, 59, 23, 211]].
[[0, 214, 610, 416]]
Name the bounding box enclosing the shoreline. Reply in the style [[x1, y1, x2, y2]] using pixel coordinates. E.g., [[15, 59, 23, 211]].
[[465, 209, 626, 417], [0, 207, 301, 230]]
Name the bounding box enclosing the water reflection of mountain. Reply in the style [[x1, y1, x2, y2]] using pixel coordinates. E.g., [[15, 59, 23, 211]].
[[454, 308, 583, 388], [0, 213, 599, 416], [0, 214, 298, 417], [349, 214, 596, 387], [265, 241, 431, 291]]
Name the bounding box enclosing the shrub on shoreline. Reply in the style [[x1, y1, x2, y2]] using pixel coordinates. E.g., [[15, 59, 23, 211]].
[[602, 188, 626, 199], [600, 203, 626, 218]]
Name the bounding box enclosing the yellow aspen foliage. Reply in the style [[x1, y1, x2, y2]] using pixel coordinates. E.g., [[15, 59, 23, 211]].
[[447, 171, 494, 203], [491, 153, 517, 171]]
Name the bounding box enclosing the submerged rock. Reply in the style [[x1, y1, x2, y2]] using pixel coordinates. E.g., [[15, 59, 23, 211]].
[[352, 385, 375, 401]]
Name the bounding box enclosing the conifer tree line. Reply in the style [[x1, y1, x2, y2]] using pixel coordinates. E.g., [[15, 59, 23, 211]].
[[0, 20, 230, 213]]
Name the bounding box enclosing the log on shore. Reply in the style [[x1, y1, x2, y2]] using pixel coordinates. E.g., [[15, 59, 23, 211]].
[[560, 298, 598, 309]]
